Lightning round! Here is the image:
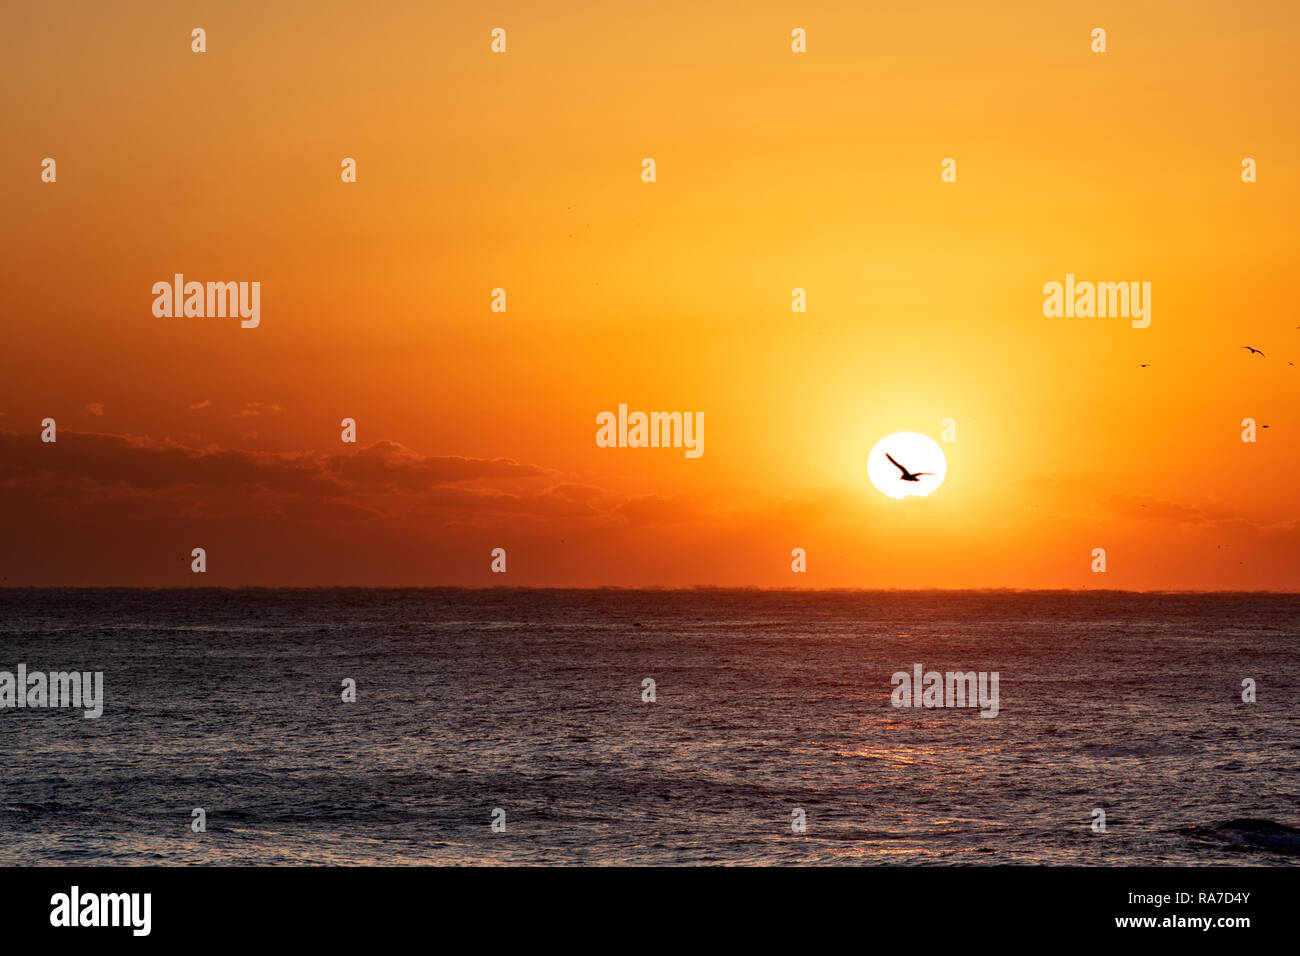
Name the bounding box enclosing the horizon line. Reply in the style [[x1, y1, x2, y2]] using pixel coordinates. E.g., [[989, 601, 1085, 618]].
[[1, 585, 1297, 595]]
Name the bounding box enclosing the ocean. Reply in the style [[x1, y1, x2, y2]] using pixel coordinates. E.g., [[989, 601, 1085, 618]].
[[0, 588, 1296, 865]]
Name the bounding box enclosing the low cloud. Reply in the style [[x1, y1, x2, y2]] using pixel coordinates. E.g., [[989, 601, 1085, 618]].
[[0, 431, 547, 502], [233, 402, 282, 418]]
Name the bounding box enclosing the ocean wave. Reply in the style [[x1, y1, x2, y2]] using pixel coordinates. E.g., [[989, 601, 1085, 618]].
[[1182, 819, 1300, 854]]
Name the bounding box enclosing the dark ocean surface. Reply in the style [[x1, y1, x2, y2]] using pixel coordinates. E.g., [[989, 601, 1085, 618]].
[[0, 588, 1296, 865]]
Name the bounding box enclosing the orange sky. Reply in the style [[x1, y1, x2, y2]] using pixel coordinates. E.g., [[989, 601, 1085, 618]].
[[1, 1, 1297, 588]]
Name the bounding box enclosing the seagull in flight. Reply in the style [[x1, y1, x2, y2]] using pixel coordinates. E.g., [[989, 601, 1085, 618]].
[[886, 452, 933, 482], [1242, 346, 1266, 357]]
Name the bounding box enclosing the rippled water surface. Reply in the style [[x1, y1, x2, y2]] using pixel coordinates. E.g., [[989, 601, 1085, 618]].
[[0, 589, 1296, 865]]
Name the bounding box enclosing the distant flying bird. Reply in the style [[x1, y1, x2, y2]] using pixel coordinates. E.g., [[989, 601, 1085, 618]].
[[1242, 346, 1266, 356], [886, 452, 933, 482], [1138, 363, 1151, 368]]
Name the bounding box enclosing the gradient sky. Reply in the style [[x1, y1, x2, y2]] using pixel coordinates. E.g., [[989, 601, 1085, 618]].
[[1, 1, 1298, 587]]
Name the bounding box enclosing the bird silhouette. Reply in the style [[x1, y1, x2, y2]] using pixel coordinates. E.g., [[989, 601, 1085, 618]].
[[1243, 346, 1266, 357], [886, 452, 933, 482]]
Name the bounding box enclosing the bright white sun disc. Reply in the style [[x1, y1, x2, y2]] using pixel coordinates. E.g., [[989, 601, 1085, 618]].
[[867, 432, 947, 499]]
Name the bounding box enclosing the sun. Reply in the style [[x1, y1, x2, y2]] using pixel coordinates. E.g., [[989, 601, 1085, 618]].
[[867, 432, 947, 499]]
